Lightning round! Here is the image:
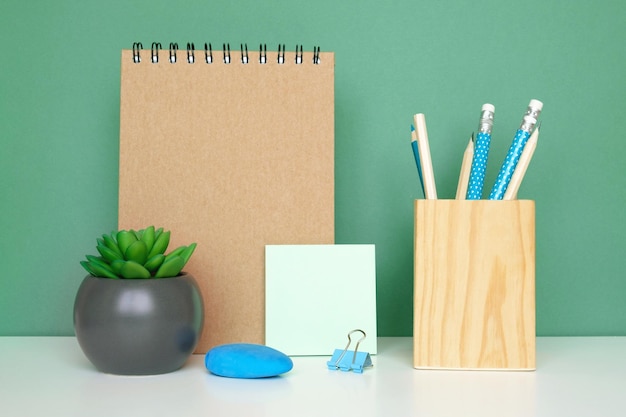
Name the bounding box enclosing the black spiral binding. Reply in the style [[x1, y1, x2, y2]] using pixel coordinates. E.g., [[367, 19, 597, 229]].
[[259, 44, 267, 64], [240, 44, 249, 64], [313, 46, 321, 65], [223, 43, 231, 64], [187, 43, 195, 64], [169, 43, 178, 63], [151, 42, 161, 63], [204, 43, 213, 64], [132, 42, 142, 63], [131, 42, 321, 65], [295, 45, 303, 64], [277, 44, 285, 64]]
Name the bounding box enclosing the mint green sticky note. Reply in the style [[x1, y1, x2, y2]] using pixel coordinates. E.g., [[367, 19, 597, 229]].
[[265, 244, 377, 356]]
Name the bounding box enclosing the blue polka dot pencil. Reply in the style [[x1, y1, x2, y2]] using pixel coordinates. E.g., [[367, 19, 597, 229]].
[[466, 104, 495, 200], [489, 99, 543, 200], [503, 124, 540, 200]]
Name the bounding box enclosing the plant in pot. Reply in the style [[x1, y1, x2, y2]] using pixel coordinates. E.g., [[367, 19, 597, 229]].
[[74, 226, 204, 375]]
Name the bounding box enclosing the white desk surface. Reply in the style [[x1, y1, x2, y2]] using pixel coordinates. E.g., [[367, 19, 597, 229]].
[[1, 336, 625, 417]]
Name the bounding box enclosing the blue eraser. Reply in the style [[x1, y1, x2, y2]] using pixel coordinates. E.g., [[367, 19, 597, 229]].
[[205, 343, 293, 378]]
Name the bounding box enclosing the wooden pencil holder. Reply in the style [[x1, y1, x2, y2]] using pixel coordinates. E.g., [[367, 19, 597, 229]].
[[413, 200, 536, 370]]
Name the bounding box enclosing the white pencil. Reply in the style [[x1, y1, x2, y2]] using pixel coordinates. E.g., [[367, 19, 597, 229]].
[[503, 125, 540, 200], [413, 113, 437, 199]]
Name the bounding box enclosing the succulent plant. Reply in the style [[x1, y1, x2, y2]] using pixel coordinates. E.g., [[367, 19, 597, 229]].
[[80, 226, 196, 279]]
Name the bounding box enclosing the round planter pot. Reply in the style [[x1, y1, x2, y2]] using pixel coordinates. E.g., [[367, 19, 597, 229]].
[[74, 273, 204, 375]]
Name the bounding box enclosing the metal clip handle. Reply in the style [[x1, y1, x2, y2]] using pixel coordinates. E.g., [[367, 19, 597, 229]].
[[330, 329, 366, 369]]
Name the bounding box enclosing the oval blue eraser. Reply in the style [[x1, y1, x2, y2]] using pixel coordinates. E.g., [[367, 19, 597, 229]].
[[205, 343, 293, 378]]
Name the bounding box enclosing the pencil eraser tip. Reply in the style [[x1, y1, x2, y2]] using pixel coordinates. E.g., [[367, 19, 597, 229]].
[[482, 103, 495, 112], [529, 99, 543, 110]]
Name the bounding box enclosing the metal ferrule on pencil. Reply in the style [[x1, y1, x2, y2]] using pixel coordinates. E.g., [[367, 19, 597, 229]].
[[524, 105, 542, 120], [519, 115, 538, 133], [478, 110, 495, 134], [520, 99, 543, 131]]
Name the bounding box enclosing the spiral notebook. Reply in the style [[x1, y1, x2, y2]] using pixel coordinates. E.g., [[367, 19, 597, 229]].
[[118, 43, 335, 353]]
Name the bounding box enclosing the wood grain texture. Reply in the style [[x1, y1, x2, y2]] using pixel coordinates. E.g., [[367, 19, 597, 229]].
[[413, 200, 535, 370]]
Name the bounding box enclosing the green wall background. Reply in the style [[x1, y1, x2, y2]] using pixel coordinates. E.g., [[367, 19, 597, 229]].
[[2, 0, 625, 337]]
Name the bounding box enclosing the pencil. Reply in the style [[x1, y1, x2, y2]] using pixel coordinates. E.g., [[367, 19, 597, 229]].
[[412, 113, 437, 199], [455, 133, 474, 199], [489, 99, 542, 199], [410, 125, 425, 196], [503, 125, 540, 200], [467, 103, 495, 200]]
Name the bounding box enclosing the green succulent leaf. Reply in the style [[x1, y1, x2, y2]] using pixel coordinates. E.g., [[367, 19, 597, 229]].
[[165, 245, 187, 261], [180, 242, 197, 264], [116, 230, 138, 255], [140, 226, 156, 255], [147, 230, 170, 259], [83, 260, 119, 279], [85, 255, 109, 269], [80, 260, 96, 276], [120, 260, 151, 279], [155, 255, 185, 278], [110, 259, 125, 275], [125, 240, 148, 265], [97, 244, 123, 263], [102, 233, 123, 257], [144, 254, 165, 273]]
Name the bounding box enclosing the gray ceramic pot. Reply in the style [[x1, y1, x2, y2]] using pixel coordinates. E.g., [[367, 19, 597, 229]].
[[73, 273, 204, 375]]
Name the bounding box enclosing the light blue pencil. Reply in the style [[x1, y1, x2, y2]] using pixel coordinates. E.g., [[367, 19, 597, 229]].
[[489, 99, 543, 200], [466, 103, 495, 200]]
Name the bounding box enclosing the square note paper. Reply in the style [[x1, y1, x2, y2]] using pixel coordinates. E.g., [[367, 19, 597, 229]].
[[265, 244, 377, 356]]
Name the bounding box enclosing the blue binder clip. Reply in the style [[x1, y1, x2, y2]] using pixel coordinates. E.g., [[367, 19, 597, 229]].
[[326, 329, 372, 374]]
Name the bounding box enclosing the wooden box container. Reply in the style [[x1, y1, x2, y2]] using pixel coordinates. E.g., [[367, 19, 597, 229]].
[[413, 200, 536, 370]]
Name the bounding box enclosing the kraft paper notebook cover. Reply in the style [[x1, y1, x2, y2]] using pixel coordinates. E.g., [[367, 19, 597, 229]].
[[118, 43, 335, 353]]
